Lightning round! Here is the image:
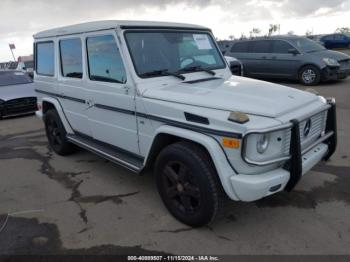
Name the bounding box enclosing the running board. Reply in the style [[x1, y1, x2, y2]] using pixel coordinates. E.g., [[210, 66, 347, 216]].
[[66, 134, 144, 173]]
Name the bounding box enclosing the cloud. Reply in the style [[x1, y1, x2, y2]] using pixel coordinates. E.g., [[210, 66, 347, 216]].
[[0, 0, 349, 60], [1, 0, 349, 37]]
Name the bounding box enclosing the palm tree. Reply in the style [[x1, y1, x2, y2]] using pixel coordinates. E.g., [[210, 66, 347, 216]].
[[268, 24, 280, 36], [249, 28, 261, 38]]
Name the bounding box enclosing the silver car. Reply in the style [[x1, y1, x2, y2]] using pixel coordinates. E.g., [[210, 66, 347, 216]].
[[226, 36, 350, 85], [0, 71, 37, 119]]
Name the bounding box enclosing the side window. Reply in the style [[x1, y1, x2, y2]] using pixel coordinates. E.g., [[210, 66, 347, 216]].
[[36, 42, 54, 76], [248, 40, 272, 53], [272, 40, 293, 54], [86, 35, 126, 83], [230, 42, 248, 53], [334, 34, 342, 40], [60, 38, 83, 78]]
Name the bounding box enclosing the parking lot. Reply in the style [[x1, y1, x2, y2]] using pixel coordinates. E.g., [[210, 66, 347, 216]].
[[1, 75, 350, 255]]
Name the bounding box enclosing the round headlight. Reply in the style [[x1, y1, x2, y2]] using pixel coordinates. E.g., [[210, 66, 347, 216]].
[[257, 134, 270, 154]]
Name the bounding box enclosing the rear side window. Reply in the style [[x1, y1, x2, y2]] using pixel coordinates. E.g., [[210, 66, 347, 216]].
[[60, 38, 83, 78], [36, 42, 54, 76], [230, 42, 248, 53], [86, 35, 126, 83], [272, 40, 293, 54], [248, 40, 272, 53]]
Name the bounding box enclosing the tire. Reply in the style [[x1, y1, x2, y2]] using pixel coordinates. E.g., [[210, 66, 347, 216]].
[[155, 141, 226, 227], [299, 65, 321, 86], [44, 109, 75, 156]]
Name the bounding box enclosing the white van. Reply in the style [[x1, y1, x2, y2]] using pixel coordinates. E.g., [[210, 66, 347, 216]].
[[34, 21, 337, 227]]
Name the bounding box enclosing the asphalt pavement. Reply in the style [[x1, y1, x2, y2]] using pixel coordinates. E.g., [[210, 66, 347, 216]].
[[0, 76, 349, 255]]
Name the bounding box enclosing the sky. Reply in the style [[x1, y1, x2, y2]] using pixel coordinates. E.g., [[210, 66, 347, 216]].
[[0, 0, 350, 61]]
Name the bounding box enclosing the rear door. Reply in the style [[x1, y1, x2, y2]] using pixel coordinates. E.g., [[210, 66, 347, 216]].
[[245, 40, 273, 77], [57, 37, 91, 136], [229, 40, 272, 77]]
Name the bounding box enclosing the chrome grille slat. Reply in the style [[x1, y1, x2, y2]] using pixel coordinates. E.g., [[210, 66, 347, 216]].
[[282, 111, 327, 155]]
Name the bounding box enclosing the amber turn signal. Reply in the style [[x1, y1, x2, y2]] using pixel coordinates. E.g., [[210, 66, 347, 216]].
[[222, 137, 240, 148]]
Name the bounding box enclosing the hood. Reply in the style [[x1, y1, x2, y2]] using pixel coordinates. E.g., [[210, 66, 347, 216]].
[[142, 76, 321, 118], [0, 82, 36, 101], [310, 49, 350, 61]]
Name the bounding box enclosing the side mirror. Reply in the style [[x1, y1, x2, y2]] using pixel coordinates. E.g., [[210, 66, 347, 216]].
[[288, 48, 299, 55]]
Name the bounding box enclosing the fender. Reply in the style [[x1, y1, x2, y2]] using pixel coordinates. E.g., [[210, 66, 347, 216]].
[[39, 96, 74, 134], [145, 125, 240, 201]]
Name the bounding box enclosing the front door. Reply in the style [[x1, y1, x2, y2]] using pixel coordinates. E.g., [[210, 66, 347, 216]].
[[267, 40, 302, 78], [84, 32, 139, 155]]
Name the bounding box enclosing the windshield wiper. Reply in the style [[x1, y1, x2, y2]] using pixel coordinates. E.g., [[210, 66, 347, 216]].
[[180, 66, 216, 76], [139, 69, 185, 80]]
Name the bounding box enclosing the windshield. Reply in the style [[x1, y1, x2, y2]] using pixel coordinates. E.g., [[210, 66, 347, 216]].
[[289, 38, 326, 53], [124, 31, 226, 78], [0, 71, 32, 87]]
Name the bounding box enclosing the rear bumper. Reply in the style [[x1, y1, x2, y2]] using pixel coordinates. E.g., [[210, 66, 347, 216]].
[[229, 100, 337, 202]]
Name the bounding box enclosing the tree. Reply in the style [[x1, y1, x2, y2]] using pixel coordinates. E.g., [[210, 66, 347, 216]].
[[240, 33, 247, 40], [305, 29, 313, 36], [287, 31, 294, 35], [228, 35, 235, 40], [335, 27, 350, 33], [268, 24, 280, 36], [249, 28, 261, 38]]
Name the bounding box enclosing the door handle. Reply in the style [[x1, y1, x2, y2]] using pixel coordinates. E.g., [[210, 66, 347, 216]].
[[123, 86, 130, 95]]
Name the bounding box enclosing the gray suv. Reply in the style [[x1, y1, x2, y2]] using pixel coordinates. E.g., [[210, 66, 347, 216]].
[[226, 36, 350, 85]]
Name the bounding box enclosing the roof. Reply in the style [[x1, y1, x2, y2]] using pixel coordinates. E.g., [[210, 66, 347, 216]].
[[33, 20, 210, 39], [239, 35, 305, 42]]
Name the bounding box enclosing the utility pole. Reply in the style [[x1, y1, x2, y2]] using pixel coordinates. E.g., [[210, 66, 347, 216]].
[[9, 43, 16, 62]]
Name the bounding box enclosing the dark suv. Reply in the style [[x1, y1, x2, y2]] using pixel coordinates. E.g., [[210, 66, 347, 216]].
[[226, 36, 350, 85]]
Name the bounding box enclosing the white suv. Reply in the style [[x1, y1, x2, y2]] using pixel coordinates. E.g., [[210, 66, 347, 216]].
[[34, 21, 337, 227]]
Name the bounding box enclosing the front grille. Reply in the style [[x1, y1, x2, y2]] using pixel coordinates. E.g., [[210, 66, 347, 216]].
[[299, 111, 327, 149], [283, 111, 327, 155], [2, 97, 37, 116], [339, 59, 350, 70]]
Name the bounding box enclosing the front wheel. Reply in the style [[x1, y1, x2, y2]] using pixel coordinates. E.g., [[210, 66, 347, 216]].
[[155, 141, 226, 227], [299, 65, 321, 86], [44, 109, 76, 155]]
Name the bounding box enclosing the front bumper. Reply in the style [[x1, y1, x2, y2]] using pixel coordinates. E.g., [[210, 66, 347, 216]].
[[230, 100, 337, 202], [322, 66, 350, 80], [0, 97, 37, 118], [231, 142, 328, 201]]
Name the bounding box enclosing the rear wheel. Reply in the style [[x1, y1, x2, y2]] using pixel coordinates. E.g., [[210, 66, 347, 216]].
[[155, 141, 226, 227], [44, 109, 75, 155], [299, 65, 321, 86]]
